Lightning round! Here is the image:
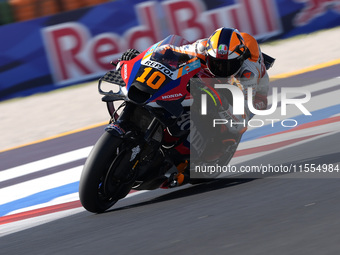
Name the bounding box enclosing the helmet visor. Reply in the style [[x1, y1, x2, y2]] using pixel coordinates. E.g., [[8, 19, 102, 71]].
[[206, 57, 242, 77]]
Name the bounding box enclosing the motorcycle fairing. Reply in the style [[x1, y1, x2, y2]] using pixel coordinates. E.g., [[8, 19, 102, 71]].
[[120, 35, 202, 106], [120, 53, 145, 88]]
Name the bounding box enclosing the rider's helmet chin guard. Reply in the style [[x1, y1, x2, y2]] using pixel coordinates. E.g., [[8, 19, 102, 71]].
[[206, 27, 249, 77]]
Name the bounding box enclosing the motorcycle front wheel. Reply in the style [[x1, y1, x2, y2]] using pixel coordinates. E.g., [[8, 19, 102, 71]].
[[79, 132, 126, 213]]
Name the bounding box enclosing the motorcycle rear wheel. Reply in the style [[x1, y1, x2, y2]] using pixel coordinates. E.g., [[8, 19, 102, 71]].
[[79, 132, 125, 213]]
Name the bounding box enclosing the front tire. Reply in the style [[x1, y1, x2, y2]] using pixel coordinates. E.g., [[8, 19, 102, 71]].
[[79, 132, 123, 213]]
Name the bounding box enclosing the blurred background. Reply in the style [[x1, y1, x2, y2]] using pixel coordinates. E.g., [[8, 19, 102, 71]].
[[1, 0, 340, 102], [1, 0, 109, 24]]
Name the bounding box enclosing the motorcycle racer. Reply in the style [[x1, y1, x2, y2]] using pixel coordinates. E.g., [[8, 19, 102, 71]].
[[128, 27, 271, 135], [118, 28, 273, 187], [195, 27, 269, 114], [167, 28, 272, 186], [160, 27, 270, 120]]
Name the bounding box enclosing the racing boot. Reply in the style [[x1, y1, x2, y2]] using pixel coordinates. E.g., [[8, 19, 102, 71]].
[[160, 161, 190, 189]]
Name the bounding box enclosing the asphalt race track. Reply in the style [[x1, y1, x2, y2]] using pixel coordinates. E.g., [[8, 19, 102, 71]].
[[1, 65, 340, 254]]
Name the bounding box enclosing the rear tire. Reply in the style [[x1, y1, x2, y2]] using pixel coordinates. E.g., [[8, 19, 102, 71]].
[[79, 132, 123, 213]]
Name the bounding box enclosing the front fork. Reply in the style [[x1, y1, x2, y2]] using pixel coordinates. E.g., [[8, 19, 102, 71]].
[[105, 102, 161, 142]]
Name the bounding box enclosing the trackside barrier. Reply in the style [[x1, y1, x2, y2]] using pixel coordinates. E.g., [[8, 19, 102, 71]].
[[0, 0, 340, 101]]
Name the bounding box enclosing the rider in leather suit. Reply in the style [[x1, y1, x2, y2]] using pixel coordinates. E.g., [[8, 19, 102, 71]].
[[119, 27, 272, 187]]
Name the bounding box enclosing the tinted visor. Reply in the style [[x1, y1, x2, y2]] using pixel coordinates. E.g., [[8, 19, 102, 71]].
[[206, 56, 242, 77]]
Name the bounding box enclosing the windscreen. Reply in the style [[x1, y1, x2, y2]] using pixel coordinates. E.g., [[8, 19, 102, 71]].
[[149, 35, 196, 71]]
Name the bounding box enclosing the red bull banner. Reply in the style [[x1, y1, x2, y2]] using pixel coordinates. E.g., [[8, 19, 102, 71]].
[[0, 0, 339, 101]]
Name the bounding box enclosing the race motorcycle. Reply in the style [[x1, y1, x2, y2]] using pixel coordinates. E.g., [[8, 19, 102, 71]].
[[79, 35, 275, 213]]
